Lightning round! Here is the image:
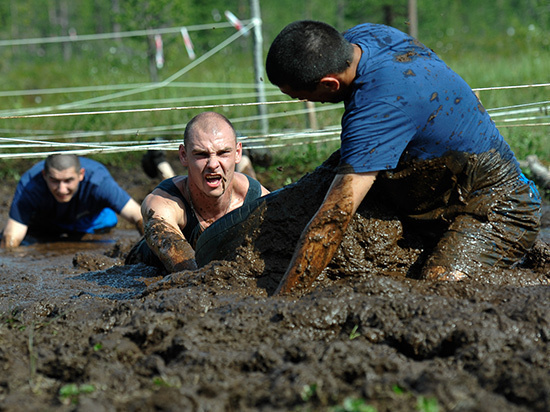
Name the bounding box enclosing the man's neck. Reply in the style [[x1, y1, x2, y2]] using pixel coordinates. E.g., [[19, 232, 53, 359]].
[[186, 179, 234, 226]]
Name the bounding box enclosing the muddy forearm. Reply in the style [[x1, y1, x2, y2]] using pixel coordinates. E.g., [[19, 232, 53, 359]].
[[275, 173, 376, 295], [275, 198, 353, 295], [144, 217, 197, 273]]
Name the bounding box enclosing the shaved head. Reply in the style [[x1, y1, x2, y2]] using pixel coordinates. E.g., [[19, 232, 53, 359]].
[[183, 112, 237, 148], [44, 154, 81, 173]]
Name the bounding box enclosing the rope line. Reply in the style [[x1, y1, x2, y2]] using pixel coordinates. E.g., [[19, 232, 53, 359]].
[[472, 82, 550, 92], [0, 21, 251, 47], [0, 81, 276, 98], [0, 20, 258, 118], [0, 99, 299, 120], [1, 78, 548, 160], [0, 105, 343, 146], [2, 87, 548, 120], [0, 128, 343, 159]]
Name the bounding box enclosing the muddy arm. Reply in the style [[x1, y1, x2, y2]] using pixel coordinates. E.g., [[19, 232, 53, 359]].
[[275, 172, 378, 295], [144, 213, 198, 273], [0, 218, 28, 249]]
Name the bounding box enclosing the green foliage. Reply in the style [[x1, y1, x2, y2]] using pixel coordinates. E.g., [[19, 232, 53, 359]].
[[1, 309, 25, 331], [152, 376, 173, 387], [59, 383, 95, 405], [349, 325, 361, 340], [417, 395, 439, 412], [392, 384, 405, 395], [391, 384, 441, 412], [301, 383, 318, 401], [332, 397, 377, 412]]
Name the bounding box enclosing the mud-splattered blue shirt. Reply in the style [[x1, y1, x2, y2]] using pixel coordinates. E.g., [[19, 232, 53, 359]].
[[340, 23, 540, 219], [340, 23, 515, 173], [9, 157, 131, 231]]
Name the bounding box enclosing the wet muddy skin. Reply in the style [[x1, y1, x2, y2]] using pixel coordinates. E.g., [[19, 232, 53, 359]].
[[0, 158, 549, 411]]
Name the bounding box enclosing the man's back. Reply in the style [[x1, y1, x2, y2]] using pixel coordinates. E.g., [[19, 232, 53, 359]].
[[341, 23, 515, 174]]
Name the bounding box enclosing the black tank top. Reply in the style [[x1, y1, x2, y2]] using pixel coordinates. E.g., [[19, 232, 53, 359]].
[[155, 175, 262, 248]]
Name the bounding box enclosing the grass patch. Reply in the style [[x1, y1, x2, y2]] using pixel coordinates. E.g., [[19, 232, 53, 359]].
[[59, 383, 96, 405]]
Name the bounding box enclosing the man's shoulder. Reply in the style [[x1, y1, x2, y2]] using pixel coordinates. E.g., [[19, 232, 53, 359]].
[[344, 23, 403, 41], [80, 158, 119, 189], [17, 163, 47, 194], [154, 177, 184, 198], [19, 160, 45, 183], [236, 173, 264, 202]]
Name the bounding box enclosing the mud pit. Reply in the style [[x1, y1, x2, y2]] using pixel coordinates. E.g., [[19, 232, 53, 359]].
[[0, 153, 549, 412]]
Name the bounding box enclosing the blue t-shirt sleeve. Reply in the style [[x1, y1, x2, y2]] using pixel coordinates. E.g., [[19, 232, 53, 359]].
[[8, 169, 51, 225], [9, 182, 38, 225], [340, 100, 416, 173]]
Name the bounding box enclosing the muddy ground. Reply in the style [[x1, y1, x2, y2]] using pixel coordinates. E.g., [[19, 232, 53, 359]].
[[0, 152, 549, 412]]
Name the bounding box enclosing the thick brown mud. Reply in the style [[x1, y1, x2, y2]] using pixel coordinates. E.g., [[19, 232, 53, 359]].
[[0, 155, 549, 412]]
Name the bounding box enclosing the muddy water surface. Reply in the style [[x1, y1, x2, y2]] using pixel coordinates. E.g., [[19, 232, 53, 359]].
[[0, 158, 549, 412]]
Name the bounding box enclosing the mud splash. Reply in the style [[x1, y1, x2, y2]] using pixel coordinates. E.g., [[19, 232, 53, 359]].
[[0, 155, 549, 411]]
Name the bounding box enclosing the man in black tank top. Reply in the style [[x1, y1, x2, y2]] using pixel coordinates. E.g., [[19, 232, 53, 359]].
[[126, 112, 270, 273]]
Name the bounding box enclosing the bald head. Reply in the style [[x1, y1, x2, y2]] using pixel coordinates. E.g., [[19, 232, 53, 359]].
[[183, 112, 237, 148], [44, 154, 81, 173]]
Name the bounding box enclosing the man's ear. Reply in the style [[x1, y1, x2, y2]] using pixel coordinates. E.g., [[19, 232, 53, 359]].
[[235, 142, 242, 164], [179, 144, 188, 167], [78, 168, 85, 182], [319, 76, 341, 92]]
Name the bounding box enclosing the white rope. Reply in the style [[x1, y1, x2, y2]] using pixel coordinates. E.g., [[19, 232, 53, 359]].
[[1, 79, 548, 159], [0, 99, 299, 120], [495, 114, 550, 123], [0, 103, 343, 154], [473, 83, 550, 92], [0, 21, 250, 47], [3, 82, 548, 120], [0, 127, 342, 149], [498, 122, 550, 128], [0, 127, 342, 159], [0, 91, 285, 117], [487, 100, 550, 114], [3, 98, 549, 157], [0, 81, 277, 98], [0, 20, 258, 118]]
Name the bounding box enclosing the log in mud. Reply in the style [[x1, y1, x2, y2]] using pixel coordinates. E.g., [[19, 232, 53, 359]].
[[0, 153, 549, 411]]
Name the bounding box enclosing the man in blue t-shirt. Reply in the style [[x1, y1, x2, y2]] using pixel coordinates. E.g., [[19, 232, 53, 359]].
[[1, 154, 144, 248], [266, 20, 542, 294]]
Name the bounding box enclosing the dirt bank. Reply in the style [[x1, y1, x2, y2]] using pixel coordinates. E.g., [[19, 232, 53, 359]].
[[0, 154, 549, 412]]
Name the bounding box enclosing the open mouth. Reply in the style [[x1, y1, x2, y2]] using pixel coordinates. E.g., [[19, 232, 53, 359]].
[[205, 174, 223, 187]]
